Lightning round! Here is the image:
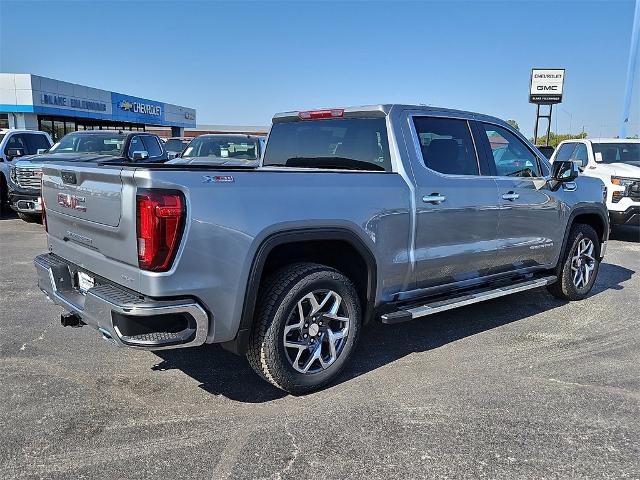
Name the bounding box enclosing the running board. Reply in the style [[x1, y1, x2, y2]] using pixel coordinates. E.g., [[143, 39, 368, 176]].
[[381, 275, 557, 324]]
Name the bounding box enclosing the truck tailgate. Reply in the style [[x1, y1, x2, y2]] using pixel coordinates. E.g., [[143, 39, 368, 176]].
[[42, 163, 140, 271]]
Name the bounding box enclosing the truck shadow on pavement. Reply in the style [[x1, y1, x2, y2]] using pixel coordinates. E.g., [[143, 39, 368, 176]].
[[610, 225, 640, 243], [152, 262, 634, 403]]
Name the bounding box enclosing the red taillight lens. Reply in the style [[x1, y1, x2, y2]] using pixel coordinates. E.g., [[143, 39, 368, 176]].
[[298, 109, 344, 120], [41, 177, 47, 232], [136, 189, 185, 272]]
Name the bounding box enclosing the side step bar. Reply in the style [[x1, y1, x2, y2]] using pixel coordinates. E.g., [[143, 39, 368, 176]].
[[381, 275, 557, 324]]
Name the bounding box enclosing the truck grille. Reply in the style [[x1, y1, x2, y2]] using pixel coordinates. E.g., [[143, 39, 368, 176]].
[[14, 166, 42, 189]]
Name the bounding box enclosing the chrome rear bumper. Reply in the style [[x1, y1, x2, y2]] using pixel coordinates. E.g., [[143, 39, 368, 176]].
[[34, 253, 210, 350]]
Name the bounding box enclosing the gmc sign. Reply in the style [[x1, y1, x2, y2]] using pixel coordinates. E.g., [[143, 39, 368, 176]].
[[529, 68, 565, 104]]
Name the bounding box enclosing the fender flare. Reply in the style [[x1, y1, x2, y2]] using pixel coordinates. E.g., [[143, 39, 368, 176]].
[[558, 206, 609, 265], [229, 227, 378, 354]]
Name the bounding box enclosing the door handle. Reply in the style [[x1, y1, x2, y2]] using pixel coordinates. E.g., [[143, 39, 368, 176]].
[[423, 193, 446, 204], [502, 191, 520, 201]]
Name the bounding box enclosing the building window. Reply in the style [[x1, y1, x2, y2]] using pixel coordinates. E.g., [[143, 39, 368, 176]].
[[0, 113, 9, 129]]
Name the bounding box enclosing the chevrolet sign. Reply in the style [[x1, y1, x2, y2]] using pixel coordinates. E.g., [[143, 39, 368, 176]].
[[118, 100, 162, 116]]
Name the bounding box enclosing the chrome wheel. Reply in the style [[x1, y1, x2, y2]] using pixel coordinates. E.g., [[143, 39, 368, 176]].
[[571, 238, 596, 289], [283, 289, 350, 374]]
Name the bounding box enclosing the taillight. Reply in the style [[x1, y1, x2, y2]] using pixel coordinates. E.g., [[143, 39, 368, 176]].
[[41, 177, 47, 232], [136, 189, 185, 272], [298, 109, 344, 120]]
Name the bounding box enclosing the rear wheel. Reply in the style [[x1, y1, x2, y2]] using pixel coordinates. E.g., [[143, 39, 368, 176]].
[[247, 262, 361, 394], [547, 224, 600, 300]]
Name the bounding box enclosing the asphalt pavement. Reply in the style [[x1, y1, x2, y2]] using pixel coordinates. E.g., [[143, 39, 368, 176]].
[[1, 212, 639, 479]]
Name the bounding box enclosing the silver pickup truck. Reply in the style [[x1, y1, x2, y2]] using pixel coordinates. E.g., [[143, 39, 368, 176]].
[[35, 105, 609, 394]]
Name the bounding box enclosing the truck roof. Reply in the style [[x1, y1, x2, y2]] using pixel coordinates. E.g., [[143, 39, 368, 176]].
[[585, 138, 640, 144], [272, 104, 510, 127]]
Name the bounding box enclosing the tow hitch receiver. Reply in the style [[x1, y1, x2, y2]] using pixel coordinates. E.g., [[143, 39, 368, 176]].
[[61, 312, 85, 328]]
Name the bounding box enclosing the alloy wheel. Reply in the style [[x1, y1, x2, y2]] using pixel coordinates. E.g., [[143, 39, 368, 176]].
[[283, 290, 350, 374]]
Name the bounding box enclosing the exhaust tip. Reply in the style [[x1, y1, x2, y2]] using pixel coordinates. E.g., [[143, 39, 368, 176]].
[[61, 312, 85, 328]]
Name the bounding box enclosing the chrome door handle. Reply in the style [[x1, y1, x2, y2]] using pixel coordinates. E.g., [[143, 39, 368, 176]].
[[423, 193, 446, 204], [502, 192, 520, 201]]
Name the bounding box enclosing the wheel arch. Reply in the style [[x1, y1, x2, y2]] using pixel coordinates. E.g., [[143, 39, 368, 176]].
[[225, 227, 378, 355], [560, 206, 609, 261]]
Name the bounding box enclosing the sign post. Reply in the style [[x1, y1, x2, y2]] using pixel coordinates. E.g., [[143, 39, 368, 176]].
[[529, 68, 565, 146]]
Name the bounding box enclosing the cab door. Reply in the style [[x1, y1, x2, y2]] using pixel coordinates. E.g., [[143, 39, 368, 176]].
[[402, 114, 501, 290], [474, 121, 563, 271]]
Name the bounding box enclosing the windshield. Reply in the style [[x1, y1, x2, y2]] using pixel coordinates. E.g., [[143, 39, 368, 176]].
[[48, 133, 126, 155], [182, 136, 259, 160], [593, 143, 640, 164], [165, 139, 189, 153]]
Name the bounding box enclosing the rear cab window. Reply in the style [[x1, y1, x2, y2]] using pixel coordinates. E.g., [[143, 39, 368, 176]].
[[263, 117, 391, 171]]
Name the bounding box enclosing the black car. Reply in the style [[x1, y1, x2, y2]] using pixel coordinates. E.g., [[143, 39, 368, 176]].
[[8, 130, 168, 222]]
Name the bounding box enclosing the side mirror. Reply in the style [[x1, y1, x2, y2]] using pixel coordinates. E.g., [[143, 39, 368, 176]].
[[131, 150, 149, 161], [594, 152, 603, 163], [36, 148, 48, 154], [167, 151, 179, 160], [549, 160, 578, 190], [5, 148, 25, 160], [578, 157, 589, 172]]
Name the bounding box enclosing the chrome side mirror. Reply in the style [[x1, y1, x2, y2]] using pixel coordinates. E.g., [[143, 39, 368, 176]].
[[131, 150, 149, 161]]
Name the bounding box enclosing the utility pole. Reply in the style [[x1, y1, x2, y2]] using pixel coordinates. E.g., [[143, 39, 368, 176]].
[[620, 0, 640, 138]]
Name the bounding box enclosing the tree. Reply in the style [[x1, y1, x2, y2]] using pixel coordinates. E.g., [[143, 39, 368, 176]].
[[506, 119, 520, 131], [529, 131, 588, 148]]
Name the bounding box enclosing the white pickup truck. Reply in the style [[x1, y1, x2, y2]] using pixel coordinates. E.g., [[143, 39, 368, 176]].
[[551, 138, 640, 227]]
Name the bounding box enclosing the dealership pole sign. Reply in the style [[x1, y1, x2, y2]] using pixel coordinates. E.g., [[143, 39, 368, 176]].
[[529, 69, 565, 104]]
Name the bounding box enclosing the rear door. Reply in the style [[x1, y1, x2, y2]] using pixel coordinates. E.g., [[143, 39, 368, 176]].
[[404, 113, 501, 290], [475, 121, 563, 271]]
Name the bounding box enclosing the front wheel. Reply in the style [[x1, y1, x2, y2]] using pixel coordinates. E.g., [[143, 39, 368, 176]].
[[547, 224, 600, 300], [247, 263, 361, 394]]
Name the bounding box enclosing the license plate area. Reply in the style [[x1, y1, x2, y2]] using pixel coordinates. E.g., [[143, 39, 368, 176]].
[[77, 271, 95, 294]]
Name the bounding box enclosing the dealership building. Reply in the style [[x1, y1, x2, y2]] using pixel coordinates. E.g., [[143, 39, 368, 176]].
[[0, 73, 196, 141]]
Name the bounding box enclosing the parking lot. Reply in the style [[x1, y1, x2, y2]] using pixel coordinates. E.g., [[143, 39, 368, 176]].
[[0, 213, 638, 479]]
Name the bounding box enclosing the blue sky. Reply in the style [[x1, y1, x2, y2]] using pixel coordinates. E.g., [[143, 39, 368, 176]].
[[1, 0, 638, 137]]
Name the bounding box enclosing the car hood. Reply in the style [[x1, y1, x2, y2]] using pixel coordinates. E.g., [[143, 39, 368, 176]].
[[606, 162, 640, 178], [13, 152, 124, 167]]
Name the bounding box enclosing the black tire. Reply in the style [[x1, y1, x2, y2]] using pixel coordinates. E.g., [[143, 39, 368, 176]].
[[0, 175, 7, 216], [247, 262, 361, 394], [17, 212, 41, 223], [547, 223, 600, 300]]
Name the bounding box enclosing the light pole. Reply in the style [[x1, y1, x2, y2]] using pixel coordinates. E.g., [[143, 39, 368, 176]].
[[620, 0, 640, 138], [561, 108, 573, 136]]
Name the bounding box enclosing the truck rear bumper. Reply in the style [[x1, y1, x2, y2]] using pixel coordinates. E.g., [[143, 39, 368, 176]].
[[35, 253, 210, 350]]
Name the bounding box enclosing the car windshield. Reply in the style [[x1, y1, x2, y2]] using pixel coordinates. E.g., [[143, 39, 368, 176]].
[[165, 139, 189, 153], [593, 143, 640, 164], [48, 133, 126, 155], [182, 136, 259, 160]]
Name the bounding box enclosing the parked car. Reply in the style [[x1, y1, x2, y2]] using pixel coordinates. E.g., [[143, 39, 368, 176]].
[[35, 104, 608, 394], [163, 137, 191, 159], [168, 134, 266, 165], [551, 138, 640, 227], [0, 129, 52, 215], [9, 130, 167, 222]]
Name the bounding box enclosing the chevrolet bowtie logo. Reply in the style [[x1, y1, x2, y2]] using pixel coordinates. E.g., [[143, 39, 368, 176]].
[[118, 100, 133, 111]]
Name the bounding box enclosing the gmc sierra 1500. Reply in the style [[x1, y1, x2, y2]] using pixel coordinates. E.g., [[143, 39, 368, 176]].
[[35, 105, 609, 394]]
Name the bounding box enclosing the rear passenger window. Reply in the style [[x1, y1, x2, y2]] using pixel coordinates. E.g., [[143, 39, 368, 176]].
[[413, 117, 479, 176], [480, 123, 542, 177], [555, 142, 576, 161]]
